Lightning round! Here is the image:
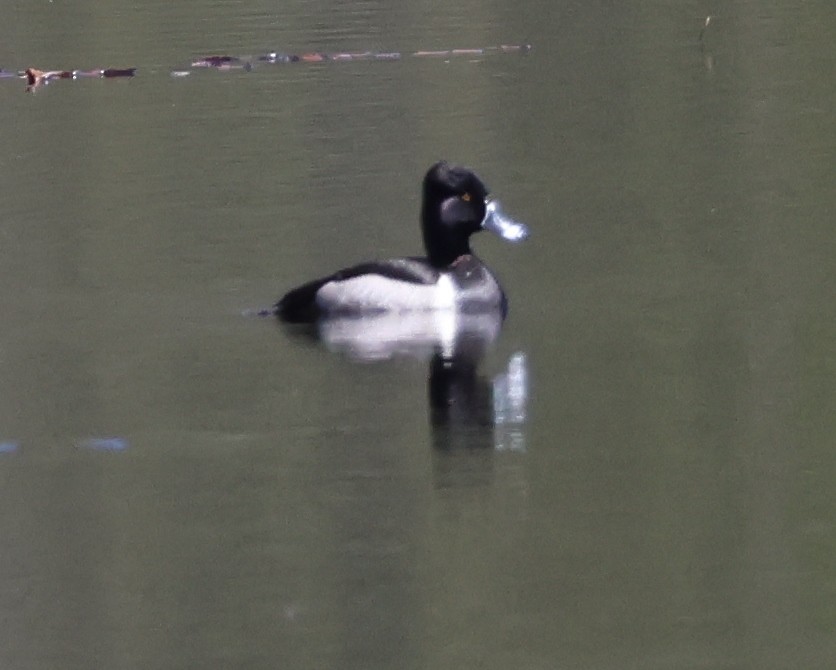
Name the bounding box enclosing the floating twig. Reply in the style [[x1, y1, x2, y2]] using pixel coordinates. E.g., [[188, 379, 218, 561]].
[[23, 66, 136, 91]]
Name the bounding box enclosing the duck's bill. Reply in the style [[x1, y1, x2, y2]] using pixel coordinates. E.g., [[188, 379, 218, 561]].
[[482, 200, 530, 242]]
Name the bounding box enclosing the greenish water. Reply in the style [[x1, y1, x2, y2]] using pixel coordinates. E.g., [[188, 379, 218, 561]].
[[1, 1, 836, 668]]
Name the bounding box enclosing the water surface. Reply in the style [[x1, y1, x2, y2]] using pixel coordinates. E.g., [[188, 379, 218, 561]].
[[1, 1, 836, 668]]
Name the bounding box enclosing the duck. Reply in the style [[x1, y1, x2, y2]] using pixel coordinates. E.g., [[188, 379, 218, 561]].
[[275, 161, 529, 323]]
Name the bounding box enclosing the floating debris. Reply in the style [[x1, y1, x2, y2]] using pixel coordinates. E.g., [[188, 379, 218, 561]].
[[3, 43, 530, 92], [191, 55, 246, 69], [23, 66, 136, 91], [188, 44, 531, 72]]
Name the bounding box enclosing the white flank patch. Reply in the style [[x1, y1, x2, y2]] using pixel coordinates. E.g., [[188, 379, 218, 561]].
[[317, 274, 459, 313], [433, 275, 458, 311]]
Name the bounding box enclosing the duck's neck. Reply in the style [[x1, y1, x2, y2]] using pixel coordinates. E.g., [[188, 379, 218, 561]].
[[422, 213, 472, 268], [425, 241, 471, 268]]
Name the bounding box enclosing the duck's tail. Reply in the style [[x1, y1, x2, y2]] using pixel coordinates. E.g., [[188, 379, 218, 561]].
[[242, 306, 278, 318]]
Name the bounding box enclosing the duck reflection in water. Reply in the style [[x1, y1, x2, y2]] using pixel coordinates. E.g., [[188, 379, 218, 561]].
[[429, 341, 528, 453], [286, 310, 528, 452]]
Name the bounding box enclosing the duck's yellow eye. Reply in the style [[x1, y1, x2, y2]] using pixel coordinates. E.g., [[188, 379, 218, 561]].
[[461, 193, 471, 202]]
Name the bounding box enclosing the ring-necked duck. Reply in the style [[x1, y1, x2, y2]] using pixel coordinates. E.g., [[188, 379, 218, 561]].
[[275, 161, 529, 323]]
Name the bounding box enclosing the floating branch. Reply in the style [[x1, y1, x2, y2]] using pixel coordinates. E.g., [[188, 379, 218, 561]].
[[188, 44, 531, 72], [22, 66, 136, 91], [3, 43, 530, 91]]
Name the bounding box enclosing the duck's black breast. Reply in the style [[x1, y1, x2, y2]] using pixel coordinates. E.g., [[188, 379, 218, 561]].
[[275, 258, 442, 323]]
